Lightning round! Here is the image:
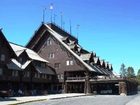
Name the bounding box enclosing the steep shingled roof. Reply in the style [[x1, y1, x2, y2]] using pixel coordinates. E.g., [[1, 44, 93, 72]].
[[44, 24, 97, 72], [0, 30, 16, 58], [10, 43, 48, 63], [26, 23, 113, 75]]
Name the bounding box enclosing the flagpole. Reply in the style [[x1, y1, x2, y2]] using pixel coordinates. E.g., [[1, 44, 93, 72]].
[[53, 14, 57, 24], [50, 3, 53, 23], [69, 20, 72, 34], [60, 12, 63, 28], [76, 24, 80, 39], [42, 8, 46, 23]]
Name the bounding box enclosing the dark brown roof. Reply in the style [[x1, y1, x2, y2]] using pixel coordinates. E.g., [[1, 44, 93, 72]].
[[34, 66, 55, 75], [0, 30, 17, 58], [47, 23, 78, 43]]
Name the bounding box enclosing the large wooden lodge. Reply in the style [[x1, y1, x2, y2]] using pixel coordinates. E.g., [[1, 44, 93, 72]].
[[0, 23, 138, 96]]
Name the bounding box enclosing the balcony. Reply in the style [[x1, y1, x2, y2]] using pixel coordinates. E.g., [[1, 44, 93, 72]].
[[66, 77, 85, 82]]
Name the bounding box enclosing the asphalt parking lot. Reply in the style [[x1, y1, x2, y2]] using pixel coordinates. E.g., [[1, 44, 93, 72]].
[[20, 94, 138, 105]]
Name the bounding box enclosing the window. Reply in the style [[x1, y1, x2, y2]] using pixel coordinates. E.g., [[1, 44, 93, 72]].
[[15, 71, 18, 76], [60, 74, 64, 79], [57, 74, 63, 80], [48, 53, 54, 59], [26, 72, 30, 77], [66, 61, 69, 66], [54, 63, 60, 69], [41, 63, 46, 68], [66, 60, 74, 66], [23, 72, 30, 77], [34, 73, 37, 78], [0, 54, 5, 61], [12, 71, 18, 77], [70, 60, 74, 65], [48, 75, 52, 80], [47, 39, 52, 45], [0, 68, 3, 75], [37, 73, 40, 78], [57, 74, 60, 79]]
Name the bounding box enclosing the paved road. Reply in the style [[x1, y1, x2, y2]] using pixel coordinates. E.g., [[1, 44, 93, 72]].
[[20, 95, 137, 105]]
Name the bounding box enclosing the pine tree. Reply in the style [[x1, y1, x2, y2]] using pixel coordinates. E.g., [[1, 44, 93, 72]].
[[120, 63, 126, 78], [127, 67, 135, 78], [137, 69, 140, 85]]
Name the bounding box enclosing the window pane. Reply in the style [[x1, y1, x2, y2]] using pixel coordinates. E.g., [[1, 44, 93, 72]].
[[66, 61, 69, 65], [54, 63, 60, 69], [70, 60, 73, 65], [47, 39, 52, 45], [49, 53, 54, 59], [1, 54, 5, 61]]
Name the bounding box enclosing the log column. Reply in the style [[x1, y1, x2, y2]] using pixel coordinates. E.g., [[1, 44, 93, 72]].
[[64, 82, 68, 93], [119, 81, 127, 95], [84, 71, 91, 94], [64, 71, 68, 93]]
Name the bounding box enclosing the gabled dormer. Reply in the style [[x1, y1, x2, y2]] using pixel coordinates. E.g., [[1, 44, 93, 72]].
[[93, 57, 100, 66], [80, 52, 94, 64], [100, 59, 106, 68], [109, 64, 113, 71]]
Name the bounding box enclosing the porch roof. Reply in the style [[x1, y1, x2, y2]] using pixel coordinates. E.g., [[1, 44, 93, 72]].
[[34, 66, 55, 75]]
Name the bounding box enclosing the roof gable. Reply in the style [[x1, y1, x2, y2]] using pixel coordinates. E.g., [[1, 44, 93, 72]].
[[0, 30, 16, 58], [10, 42, 48, 63], [43, 24, 97, 72]]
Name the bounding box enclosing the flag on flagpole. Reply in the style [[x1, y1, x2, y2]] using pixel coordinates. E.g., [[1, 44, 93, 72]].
[[50, 3, 53, 10]]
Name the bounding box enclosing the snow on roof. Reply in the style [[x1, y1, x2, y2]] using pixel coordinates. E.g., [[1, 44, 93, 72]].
[[109, 64, 113, 70], [80, 53, 92, 61], [94, 57, 99, 64], [45, 24, 97, 72], [7, 59, 31, 70], [10, 43, 48, 63], [100, 60, 104, 66]]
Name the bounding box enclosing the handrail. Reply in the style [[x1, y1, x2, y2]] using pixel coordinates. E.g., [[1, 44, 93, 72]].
[[66, 77, 85, 80]]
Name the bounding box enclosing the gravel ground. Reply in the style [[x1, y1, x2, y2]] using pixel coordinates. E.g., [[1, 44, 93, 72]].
[[20, 94, 137, 105]]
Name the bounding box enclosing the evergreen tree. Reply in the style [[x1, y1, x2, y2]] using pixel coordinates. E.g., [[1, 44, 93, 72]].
[[137, 69, 140, 76], [120, 63, 126, 78], [127, 67, 135, 78], [137, 69, 140, 85]]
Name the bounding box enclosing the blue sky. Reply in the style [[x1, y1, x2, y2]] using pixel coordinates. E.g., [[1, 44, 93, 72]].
[[0, 0, 140, 74]]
